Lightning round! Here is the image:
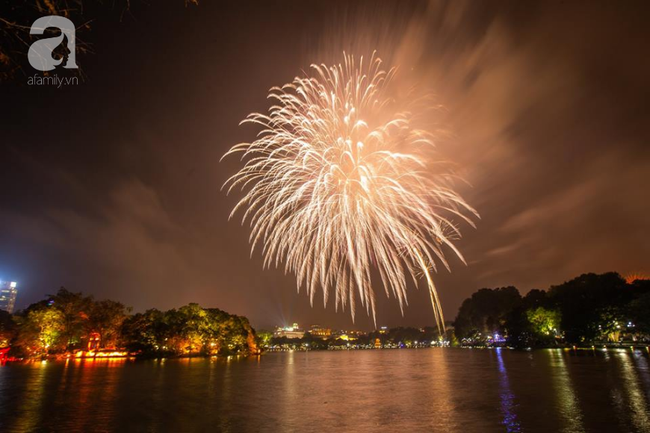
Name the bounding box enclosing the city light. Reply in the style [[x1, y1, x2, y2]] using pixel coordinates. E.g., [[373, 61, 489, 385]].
[[73, 350, 129, 358]]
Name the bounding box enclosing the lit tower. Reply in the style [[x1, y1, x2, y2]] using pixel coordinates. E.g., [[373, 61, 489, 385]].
[[0, 281, 18, 314]]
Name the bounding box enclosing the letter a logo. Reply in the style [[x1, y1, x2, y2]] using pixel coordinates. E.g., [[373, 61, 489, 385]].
[[28, 16, 78, 71]]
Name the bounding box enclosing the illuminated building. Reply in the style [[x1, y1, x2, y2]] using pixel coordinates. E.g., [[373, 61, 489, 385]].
[[0, 347, 10, 361], [378, 326, 388, 334], [309, 325, 332, 339], [273, 323, 305, 339], [346, 330, 367, 338], [330, 329, 367, 341], [0, 281, 18, 314], [87, 332, 101, 350]]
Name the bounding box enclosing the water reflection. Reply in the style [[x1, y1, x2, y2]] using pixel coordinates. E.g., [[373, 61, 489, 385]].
[[1, 350, 650, 432], [427, 349, 458, 430], [549, 350, 584, 433], [632, 350, 650, 400], [495, 348, 521, 433], [617, 351, 650, 431], [13, 361, 48, 432]]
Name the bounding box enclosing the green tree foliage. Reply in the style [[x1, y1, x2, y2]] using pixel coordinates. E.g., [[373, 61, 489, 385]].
[[256, 330, 273, 348], [526, 307, 560, 337], [7, 289, 258, 358], [15, 307, 65, 356], [595, 307, 627, 342], [42, 288, 128, 351], [87, 300, 131, 349], [268, 326, 446, 350], [456, 273, 650, 347], [121, 309, 169, 354], [503, 290, 552, 348], [120, 305, 258, 356], [48, 288, 93, 350], [374, 327, 441, 347]]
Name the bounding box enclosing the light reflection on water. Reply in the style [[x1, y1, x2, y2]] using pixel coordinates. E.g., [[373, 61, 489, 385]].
[[548, 349, 584, 433], [617, 351, 650, 431], [13, 361, 48, 432], [0, 349, 649, 432], [495, 348, 521, 433]]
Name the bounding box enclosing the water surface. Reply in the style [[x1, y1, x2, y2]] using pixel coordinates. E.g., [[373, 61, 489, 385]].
[[1, 348, 650, 432]]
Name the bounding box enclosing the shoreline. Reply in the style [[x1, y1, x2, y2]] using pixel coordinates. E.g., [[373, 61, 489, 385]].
[[4, 344, 650, 364]]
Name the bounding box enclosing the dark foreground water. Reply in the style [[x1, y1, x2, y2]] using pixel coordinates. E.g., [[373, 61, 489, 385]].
[[1, 348, 650, 432]]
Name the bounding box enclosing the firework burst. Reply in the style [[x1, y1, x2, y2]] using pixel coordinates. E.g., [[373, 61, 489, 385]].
[[223, 53, 477, 332], [625, 273, 648, 284]]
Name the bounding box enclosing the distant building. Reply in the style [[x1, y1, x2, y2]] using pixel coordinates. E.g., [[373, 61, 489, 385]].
[[346, 330, 367, 338], [332, 329, 366, 341], [274, 323, 305, 339], [309, 325, 332, 339], [0, 281, 18, 314]]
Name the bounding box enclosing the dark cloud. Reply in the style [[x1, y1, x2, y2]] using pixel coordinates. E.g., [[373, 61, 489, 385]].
[[1, 1, 648, 330]]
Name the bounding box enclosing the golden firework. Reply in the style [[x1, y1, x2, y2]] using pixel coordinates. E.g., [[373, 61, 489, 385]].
[[223, 53, 477, 332]]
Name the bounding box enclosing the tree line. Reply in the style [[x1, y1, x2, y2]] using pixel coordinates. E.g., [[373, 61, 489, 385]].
[[0, 287, 258, 359], [261, 326, 447, 351], [2, 272, 646, 358], [453, 272, 650, 347]]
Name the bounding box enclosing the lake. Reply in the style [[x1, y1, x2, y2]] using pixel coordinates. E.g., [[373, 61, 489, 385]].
[[1, 348, 650, 432]]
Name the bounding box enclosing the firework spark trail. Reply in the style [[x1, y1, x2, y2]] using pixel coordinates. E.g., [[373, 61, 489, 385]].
[[223, 53, 478, 332]]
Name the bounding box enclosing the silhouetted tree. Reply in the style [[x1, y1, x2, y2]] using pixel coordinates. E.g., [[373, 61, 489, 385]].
[[548, 272, 629, 343], [454, 287, 522, 340], [0, 310, 16, 348]]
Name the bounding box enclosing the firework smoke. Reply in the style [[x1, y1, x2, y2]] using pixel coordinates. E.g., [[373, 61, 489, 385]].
[[223, 53, 477, 332]]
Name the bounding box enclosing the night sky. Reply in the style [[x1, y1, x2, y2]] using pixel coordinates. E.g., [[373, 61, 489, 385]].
[[1, 1, 649, 330]]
